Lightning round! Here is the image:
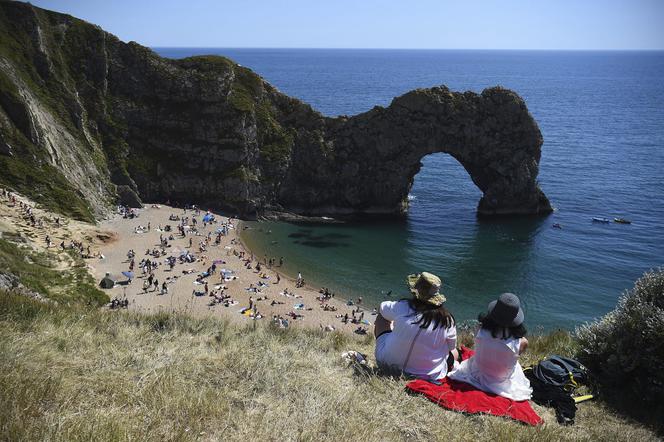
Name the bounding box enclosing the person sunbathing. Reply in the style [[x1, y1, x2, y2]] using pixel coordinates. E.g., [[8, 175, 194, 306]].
[[374, 272, 458, 381], [448, 293, 532, 401]]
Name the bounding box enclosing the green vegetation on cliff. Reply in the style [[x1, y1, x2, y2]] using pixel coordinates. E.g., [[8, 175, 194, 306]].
[[0, 237, 107, 306], [0, 4, 107, 222]]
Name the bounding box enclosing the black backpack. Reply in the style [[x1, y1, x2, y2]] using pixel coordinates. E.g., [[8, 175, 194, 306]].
[[532, 355, 588, 390]]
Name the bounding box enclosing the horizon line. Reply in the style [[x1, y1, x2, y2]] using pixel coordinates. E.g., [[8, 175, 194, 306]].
[[149, 46, 664, 52]]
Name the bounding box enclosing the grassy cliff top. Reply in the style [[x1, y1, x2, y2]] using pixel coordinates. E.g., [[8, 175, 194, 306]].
[[0, 291, 659, 441]]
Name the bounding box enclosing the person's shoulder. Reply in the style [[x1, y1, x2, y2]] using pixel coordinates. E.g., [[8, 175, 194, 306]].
[[380, 299, 412, 315]]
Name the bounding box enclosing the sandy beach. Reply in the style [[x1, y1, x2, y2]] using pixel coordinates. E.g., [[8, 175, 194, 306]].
[[90, 204, 373, 333]]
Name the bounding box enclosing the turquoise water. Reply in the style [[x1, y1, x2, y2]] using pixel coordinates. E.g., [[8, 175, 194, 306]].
[[156, 48, 664, 330]]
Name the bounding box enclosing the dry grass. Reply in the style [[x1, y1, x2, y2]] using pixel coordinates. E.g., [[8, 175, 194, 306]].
[[0, 292, 659, 442]]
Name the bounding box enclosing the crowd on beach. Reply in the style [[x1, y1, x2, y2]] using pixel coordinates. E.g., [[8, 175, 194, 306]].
[[100, 203, 370, 332]]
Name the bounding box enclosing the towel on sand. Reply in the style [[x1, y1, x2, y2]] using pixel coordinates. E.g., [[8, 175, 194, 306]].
[[405, 347, 543, 426]]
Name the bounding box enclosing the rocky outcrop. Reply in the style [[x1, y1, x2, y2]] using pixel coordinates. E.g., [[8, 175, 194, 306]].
[[0, 271, 52, 304], [0, 2, 551, 220]]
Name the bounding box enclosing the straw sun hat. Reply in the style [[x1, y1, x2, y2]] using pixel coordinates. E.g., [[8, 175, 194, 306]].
[[407, 272, 446, 306]]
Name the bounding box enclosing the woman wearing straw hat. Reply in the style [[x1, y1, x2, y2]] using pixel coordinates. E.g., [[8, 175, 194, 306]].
[[374, 272, 459, 381], [448, 293, 532, 400]]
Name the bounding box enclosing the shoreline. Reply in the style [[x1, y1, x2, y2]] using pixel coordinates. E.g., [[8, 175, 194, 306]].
[[89, 204, 374, 335], [236, 220, 371, 310]]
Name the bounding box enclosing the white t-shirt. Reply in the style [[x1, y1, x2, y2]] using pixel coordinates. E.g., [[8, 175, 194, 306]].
[[375, 300, 457, 380], [448, 328, 532, 400]]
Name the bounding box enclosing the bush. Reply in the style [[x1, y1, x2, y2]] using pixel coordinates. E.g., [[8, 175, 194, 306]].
[[576, 268, 664, 403]]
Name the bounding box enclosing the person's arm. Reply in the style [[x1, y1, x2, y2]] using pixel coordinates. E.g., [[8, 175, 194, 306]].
[[378, 300, 400, 322], [446, 322, 457, 352], [373, 313, 392, 338], [519, 337, 529, 355], [373, 301, 400, 338]]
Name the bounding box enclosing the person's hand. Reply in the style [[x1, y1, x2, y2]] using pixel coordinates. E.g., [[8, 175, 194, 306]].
[[519, 337, 529, 355]]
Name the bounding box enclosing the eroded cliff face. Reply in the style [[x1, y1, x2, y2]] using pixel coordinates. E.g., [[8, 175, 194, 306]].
[[0, 1, 551, 221]]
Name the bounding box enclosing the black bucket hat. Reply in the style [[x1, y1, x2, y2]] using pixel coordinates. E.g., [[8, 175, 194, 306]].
[[486, 293, 524, 327]]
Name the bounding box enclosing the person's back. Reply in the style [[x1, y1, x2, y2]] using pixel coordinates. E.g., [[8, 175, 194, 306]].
[[376, 300, 456, 380], [374, 272, 458, 381], [473, 328, 520, 381], [449, 293, 531, 401]]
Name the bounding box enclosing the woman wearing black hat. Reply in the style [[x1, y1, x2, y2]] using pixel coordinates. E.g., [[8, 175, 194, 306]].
[[448, 293, 532, 401]]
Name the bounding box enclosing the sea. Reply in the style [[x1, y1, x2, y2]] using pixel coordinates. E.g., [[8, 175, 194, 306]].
[[154, 48, 664, 330]]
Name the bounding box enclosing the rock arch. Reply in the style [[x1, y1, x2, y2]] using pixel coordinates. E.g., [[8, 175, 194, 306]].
[[278, 86, 552, 218]]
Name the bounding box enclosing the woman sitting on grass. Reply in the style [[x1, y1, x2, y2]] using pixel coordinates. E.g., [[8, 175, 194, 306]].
[[374, 272, 458, 381], [448, 293, 532, 401]]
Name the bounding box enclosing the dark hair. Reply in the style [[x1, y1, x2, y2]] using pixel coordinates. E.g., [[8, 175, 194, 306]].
[[404, 298, 454, 330], [478, 312, 527, 339]]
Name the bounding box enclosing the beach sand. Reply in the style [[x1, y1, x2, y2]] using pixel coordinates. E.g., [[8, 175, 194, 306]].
[[90, 205, 373, 333]]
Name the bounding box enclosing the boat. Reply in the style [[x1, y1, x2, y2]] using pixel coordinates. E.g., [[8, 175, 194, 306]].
[[592, 217, 611, 223], [614, 218, 632, 224], [552, 223, 562, 229]]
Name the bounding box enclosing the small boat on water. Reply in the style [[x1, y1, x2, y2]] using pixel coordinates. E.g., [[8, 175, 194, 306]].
[[552, 223, 562, 229], [592, 217, 611, 223], [614, 218, 632, 224]]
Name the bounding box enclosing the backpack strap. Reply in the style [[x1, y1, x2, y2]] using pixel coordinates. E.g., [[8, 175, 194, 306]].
[[402, 327, 423, 373]]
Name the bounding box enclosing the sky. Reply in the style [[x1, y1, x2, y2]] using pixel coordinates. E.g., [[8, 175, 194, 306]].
[[26, 0, 664, 50]]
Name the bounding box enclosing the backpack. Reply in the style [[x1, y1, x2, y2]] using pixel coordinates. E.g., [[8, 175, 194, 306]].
[[532, 355, 588, 390]]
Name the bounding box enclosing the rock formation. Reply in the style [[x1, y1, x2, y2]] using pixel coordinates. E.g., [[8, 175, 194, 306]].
[[0, 1, 551, 221]]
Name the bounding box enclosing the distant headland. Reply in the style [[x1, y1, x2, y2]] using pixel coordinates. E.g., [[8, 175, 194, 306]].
[[0, 1, 551, 221]]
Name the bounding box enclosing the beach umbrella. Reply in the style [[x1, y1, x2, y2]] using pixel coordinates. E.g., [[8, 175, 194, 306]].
[[216, 227, 224, 233], [122, 271, 134, 279]]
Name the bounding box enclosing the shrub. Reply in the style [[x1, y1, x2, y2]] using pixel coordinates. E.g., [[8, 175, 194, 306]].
[[576, 268, 664, 403]]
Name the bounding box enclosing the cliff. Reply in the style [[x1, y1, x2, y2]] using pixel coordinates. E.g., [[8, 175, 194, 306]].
[[0, 1, 552, 221]]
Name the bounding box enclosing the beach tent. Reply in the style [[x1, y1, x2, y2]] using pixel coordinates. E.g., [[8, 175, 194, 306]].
[[99, 275, 115, 289], [203, 213, 214, 223]]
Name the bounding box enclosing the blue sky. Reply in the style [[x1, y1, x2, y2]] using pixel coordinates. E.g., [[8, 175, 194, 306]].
[[28, 0, 664, 50]]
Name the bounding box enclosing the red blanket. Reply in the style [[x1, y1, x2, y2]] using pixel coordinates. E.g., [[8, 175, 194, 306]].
[[405, 347, 543, 426]]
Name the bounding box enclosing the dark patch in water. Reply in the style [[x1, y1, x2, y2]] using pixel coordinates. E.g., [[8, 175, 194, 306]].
[[298, 240, 349, 249], [319, 233, 352, 240], [288, 232, 310, 239]]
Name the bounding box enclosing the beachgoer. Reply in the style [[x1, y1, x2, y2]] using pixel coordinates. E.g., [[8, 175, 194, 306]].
[[448, 293, 532, 401], [374, 272, 458, 381]]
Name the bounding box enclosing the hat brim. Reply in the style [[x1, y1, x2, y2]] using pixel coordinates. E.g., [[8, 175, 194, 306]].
[[487, 300, 524, 327], [407, 273, 446, 306]]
